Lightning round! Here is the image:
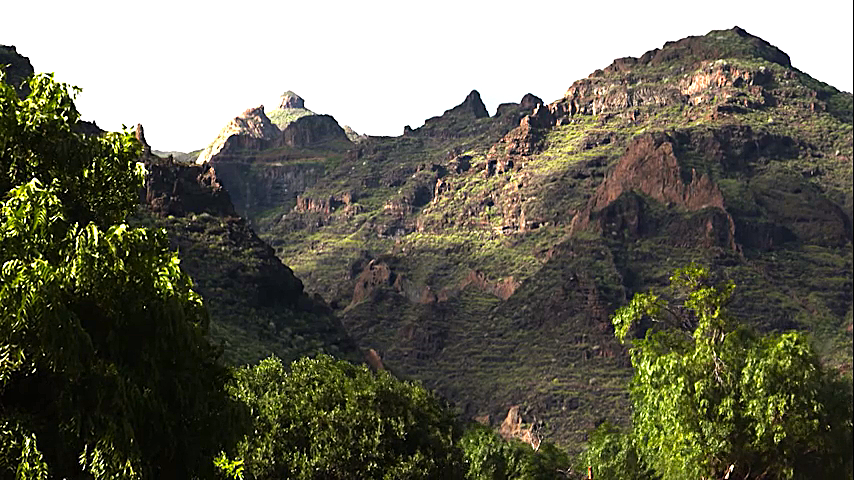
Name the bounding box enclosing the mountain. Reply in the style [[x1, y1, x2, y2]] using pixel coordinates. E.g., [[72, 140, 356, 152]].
[[134, 125, 361, 365], [192, 27, 852, 449], [1, 44, 363, 368]]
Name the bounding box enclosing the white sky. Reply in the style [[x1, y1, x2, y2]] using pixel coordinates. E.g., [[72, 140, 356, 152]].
[[3, 1, 852, 152]]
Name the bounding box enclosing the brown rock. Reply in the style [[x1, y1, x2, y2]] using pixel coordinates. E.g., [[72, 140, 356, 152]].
[[572, 132, 736, 250], [365, 348, 385, 371], [445, 90, 490, 119], [498, 406, 539, 450], [142, 156, 235, 218], [196, 105, 281, 164], [135, 123, 151, 156], [277, 90, 305, 109], [281, 114, 350, 147], [519, 93, 543, 110]]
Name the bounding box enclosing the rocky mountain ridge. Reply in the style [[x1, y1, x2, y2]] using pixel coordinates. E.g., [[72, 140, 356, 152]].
[[136, 126, 361, 364], [4, 26, 851, 452], [186, 27, 851, 448]]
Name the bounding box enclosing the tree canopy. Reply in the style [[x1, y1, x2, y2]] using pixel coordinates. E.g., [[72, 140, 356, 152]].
[[584, 264, 854, 480], [0, 72, 242, 478], [220, 354, 465, 479]]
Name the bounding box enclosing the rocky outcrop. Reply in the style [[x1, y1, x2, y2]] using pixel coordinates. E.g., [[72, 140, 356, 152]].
[[196, 106, 281, 164], [277, 91, 305, 109], [520, 93, 544, 110], [267, 91, 315, 129], [348, 260, 438, 308], [445, 90, 490, 119], [498, 406, 540, 450], [135, 123, 152, 156], [571, 132, 736, 250], [294, 192, 357, 215], [1, 45, 34, 99], [365, 348, 385, 371], [343, 125, 367, 143], [142, 155, 236, 217], [456, 271, 520, 301], [348, 259, 521, 310], [590, 133, 726, 212], [190, 99, 352, 220], [281, 114, 351, 147]]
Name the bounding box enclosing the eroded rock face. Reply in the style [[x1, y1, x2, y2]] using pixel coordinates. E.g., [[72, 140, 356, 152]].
[[277, 91, 305, 109], [520, 93, 544, 110], [498, 406, 540, 450], [571, 132, 736, 250], [142, 155, 235, 218], [196, 106, 281, 164], [191, 101, 352, 219], [135, 123, 152, 156], [281, 114, 350, 147], [591, 133, 726, 212], [446, 90, 490, 119]]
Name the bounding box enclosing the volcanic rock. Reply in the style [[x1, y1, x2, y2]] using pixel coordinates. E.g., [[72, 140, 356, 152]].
[[277, 90, 305, 109], [445, 90, 490, 119], [281, 114, 351, 147], [196, 105, 280, 164]]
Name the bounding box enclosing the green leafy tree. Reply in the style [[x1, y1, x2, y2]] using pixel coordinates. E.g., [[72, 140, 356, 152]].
[[460, 424, 571, 480], [0, 72, 242, 477], [607, 263, 853, 480], [221, 354, 464, 480], [576, 422, 655, 480]]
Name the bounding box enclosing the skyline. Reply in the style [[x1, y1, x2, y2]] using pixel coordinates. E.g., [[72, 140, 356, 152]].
[[3, 0, 853, 152]]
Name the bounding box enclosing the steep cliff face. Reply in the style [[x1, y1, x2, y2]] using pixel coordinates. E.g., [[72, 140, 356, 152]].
[[136, 148, 360, 365], [192, 94, 353, 222], [196, 106, 282, 164], [281, 114, 350, 147], [241, 27, 852, 449]]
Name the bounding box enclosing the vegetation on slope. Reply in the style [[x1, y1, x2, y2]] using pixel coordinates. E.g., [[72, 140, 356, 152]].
[[1, 68, 574, 480], [223, 27, 853, 449], [3, 36, 852, 479]]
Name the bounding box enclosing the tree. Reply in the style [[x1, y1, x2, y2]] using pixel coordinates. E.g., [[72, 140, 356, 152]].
[[576, 422, 655, 480], [0, 72, 242, 477], [460, 424, 571, 480], [606, 263, 853, 479], [220, 354, 464, 480]]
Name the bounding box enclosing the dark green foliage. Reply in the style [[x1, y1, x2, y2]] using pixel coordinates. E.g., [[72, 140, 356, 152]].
[[220, 355, 465, 480], [576, 423, 655, 480], [460, 424, 571, 480], [0, 73, 242, 478], [607, 264, 853, 480]]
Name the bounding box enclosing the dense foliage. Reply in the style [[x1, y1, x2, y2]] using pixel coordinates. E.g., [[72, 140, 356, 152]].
[[460, 424, 571, 480], [0, 72, 242, 478], [588, 264, 854, 480], [220, 354, 465, 479]]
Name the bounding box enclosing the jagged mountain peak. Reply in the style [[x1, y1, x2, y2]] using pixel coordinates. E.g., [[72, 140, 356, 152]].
[[446, 89, 490, 119], [595, 26, 791, 79], [278, 90, 305, 109], [268, 91, 314, 129], [196, 105, 280, 164]]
